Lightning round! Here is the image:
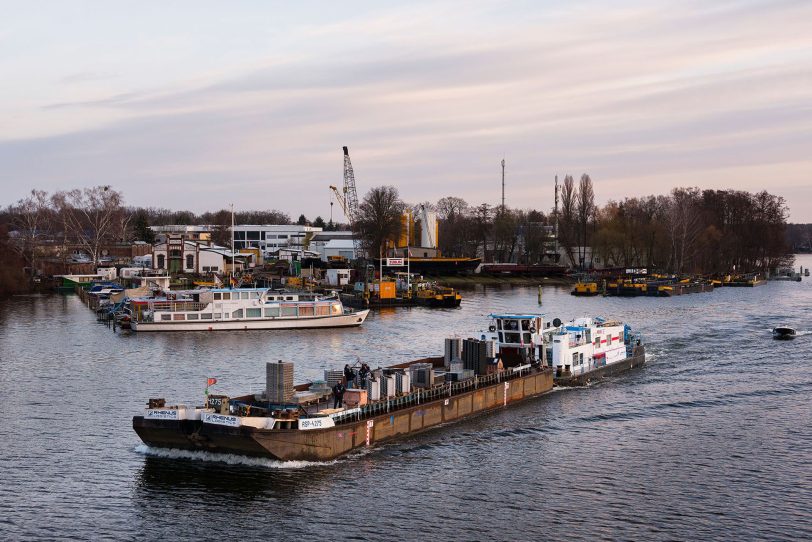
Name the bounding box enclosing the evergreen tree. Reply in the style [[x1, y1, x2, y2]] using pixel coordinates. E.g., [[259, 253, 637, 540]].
[[134, 211, 155, 243]]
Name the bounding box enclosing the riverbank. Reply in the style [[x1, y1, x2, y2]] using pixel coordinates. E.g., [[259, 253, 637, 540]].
[[436, 274, 574, 288]]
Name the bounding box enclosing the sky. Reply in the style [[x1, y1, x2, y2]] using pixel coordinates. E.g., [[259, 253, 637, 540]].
[[1, 0, 810, 221]]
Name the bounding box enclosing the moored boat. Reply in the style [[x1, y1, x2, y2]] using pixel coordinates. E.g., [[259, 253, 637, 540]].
[[127, 288, 369, 332]]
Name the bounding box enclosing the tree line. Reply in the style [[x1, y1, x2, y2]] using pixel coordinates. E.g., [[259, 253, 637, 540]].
[[1, 180, 794, 288], [353, 180, 792, 274]]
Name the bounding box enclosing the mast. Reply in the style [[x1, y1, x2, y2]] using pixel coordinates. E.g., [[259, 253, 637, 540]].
[[501, 158, 506, 212], [406, 209, 411, 294], [230, 203, 235, 287], [554, 176, 559, 259]]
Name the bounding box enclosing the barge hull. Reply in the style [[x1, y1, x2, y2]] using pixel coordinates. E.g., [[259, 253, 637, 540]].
[[133, 369, 554, 461], [555, 346, 646, 386]]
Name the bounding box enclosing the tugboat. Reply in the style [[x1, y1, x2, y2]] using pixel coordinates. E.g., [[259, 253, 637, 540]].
[[772, 326, 796, 340], [477, 314, 646, 386]]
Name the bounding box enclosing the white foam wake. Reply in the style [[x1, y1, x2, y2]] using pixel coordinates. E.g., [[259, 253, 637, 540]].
[[134, 444, 337, 469]]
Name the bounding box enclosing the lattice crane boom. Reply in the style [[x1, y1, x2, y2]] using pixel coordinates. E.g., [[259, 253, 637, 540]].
[[328, 146, 364, 259], [342, 146, 360, 224]]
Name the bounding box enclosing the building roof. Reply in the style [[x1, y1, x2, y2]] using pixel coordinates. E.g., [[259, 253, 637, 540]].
[[323, 239, 356, 249]]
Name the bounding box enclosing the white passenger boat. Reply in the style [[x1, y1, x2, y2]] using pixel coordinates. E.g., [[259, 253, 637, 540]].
[[127, 288, 369, 332]]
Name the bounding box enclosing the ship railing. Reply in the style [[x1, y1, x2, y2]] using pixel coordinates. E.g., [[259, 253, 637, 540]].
[[148, 301, 209, 312], [341, 364, 536, 426]]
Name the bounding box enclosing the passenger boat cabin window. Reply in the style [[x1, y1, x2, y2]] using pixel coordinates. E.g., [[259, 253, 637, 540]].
[[173, 314, 184, 321], [232, 309, 243, 318], [241, 292, 250, 300], [299, 306, 314, 317], [285, 296, 294, 301], [264, 307, 280, 317], [281, 306, 297, 317], [201, 313, 213, 320], [222, 293, 231, 300], [332, 303, 342, 315], [246, 308, 261, 318], [161, 314, 172, 321], [187, 313, 199, 320], [214, 293, 221, 300]]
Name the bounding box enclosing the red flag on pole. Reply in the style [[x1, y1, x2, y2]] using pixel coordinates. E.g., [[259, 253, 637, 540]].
[[207, 377, 217, 387]]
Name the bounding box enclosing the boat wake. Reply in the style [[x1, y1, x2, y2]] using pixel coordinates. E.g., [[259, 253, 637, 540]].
[[134, 444, 336, 469]]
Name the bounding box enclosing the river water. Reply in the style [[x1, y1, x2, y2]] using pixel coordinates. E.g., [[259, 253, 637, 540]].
[[1, 256, 811, 541]]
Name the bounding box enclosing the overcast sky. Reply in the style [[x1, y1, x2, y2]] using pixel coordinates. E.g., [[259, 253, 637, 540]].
[[1, 0, 810, 221]]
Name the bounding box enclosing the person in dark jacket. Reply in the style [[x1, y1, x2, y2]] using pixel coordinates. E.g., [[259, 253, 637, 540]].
[[343, 364, 356, 387], [332, 382, 345, 408], [359, 363, 370, 388]]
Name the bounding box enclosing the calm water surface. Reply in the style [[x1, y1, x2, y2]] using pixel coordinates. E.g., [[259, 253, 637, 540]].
[[1, 255, 811, 541]]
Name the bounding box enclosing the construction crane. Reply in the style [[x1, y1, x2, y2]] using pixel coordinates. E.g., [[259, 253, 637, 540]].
[[329, 146, 363, 259]]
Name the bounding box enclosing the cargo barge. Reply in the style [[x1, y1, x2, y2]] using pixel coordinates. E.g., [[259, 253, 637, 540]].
[[134, 314, 645, 461]]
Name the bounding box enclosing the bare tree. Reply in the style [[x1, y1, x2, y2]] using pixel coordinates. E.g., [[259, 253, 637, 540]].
[[559, 175, 578, 268], [576, 174, 596, 269], [356, 186, 405, 258], [436, 196, 468, 220], [668, 187, 701, 273], [52, 186, 125, 265], [10, 189, 52, 276]]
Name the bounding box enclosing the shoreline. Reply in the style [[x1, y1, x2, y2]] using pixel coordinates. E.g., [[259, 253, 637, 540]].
[[435, 275, 574, 288]]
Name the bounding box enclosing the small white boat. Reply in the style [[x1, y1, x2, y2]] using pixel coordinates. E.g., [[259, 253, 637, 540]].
[[772, 326, 796, 340], [127, 288, 369, 332]]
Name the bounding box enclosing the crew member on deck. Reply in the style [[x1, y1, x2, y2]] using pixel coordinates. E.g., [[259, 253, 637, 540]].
[[332, 381, 346, 408], [344, 364, 356, 388]]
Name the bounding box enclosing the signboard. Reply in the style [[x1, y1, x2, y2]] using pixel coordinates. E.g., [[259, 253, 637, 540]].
[[207, 395, 227, 409], [386, 258, 405, 267], [299, 417, 336, 431], [201, 412, 240, 427], [625, 268, 648, 275], [146, 409, 179, 420]]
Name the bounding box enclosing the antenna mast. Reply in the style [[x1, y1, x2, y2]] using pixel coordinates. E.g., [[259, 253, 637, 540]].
[[501, 158, 506, 212], [554, 175, 559, 259]]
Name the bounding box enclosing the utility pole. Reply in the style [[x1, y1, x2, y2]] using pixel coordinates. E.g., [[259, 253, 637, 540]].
[[501, 158, 506, 212], [554, 175, 559, 260]]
